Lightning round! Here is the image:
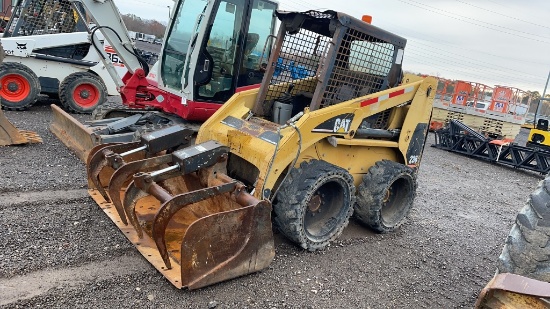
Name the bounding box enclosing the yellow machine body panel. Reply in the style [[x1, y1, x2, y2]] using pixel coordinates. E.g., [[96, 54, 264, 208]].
[[528, 128, 550, 149], [197, 74, 437, 196]]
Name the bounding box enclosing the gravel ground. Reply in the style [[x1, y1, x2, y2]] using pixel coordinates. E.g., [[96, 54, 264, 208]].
[[0, 99, 543, 308]]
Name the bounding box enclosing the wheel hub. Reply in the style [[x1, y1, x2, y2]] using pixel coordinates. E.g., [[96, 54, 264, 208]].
[[79, 90, 90, 99], [7, 82, 18, 92], [308, 194, 322, 213]]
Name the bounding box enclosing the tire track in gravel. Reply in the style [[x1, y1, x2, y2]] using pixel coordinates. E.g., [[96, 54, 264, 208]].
[[0, 194, 135, 278], [0, 189, 89, 208], [0, 255, 150, 306]]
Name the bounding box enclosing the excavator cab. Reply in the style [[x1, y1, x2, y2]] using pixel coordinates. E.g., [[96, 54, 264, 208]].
[[49, 0, 279, 160], [160, 0, 278, 103]]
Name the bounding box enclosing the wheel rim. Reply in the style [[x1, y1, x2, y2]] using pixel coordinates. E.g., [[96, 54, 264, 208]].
[[304, 180, 347, 240], [72, 83, 100, 108], [0, 73, 31, 102], [380, 176, 412, 227]]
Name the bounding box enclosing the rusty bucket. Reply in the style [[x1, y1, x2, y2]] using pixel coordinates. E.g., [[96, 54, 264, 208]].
[[0, 109, 41, 146], [88, 141, 275, 289]]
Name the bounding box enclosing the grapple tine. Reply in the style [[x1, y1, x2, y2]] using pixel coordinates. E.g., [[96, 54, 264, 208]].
[[152, 182, 238, 269], [108, 154, 173, 225], [123, 169, 181, 238], [86, 143, 121, 167], [87, 142, 141, 178], [87, 142, 141, 200], [122, 181, 149, 238]]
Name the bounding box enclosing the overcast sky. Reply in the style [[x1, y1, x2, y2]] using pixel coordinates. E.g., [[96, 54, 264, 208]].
[[114, 0, 550, 94]]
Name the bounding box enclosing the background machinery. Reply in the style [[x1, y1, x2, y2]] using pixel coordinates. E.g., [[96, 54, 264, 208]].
[[51, 0, 280, 160], [0, 0, 125, 113], [0, 106, 41, 145], [475, 174, 550, 308], [526, 97, 550, 151], [0, 40, 41, 145], [84, 10, 437, 288], [433, 120, 550, 175]]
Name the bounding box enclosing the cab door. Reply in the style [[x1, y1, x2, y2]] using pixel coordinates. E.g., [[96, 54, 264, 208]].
[[192, 0, 278, 103]]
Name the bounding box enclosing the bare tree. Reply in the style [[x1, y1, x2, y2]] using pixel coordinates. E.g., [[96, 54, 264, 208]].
[[121, 14, 166, 39]]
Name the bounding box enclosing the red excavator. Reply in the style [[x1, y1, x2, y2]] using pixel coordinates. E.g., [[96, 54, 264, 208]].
[[50, 0, 279, 161]]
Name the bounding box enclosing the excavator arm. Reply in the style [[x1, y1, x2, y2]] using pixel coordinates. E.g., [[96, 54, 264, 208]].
[[69, 0, 146, 88]]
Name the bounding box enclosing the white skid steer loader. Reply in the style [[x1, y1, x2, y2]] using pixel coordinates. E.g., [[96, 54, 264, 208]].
[[0, 0, 128, 113]]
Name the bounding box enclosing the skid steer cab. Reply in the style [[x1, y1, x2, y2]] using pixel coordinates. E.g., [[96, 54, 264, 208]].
[[86, 10, 437, 289]]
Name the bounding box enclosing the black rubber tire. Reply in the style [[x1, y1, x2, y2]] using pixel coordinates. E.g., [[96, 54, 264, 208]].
[[274, 160, 355, 251], [0, 62, 41, 110], [355, 160, 417, 233], [497, 177, 550, 282], [59, 72, 107, 114]]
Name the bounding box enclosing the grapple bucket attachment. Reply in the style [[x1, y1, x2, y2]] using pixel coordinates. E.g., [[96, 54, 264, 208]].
[[0, 109, 42, 146], [88, 141, 275, 289]]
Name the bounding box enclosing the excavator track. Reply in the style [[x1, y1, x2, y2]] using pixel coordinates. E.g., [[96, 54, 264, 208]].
[[91, 101, 158, 121]]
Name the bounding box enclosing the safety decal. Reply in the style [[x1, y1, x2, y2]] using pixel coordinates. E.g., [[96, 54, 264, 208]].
[[360, 86, 415, 107]]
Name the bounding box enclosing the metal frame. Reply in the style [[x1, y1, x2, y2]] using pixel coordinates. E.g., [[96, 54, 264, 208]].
[[4, 0, 86, 38], [433, 120, 550, 174], [253, 10, 406, 116]]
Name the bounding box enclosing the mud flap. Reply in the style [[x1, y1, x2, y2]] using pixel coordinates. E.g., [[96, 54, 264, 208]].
[[0, 109, 42, 146]]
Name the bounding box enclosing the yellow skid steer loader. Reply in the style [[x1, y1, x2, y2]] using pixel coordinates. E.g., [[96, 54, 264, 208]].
[[86, 10, 437, 289]]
